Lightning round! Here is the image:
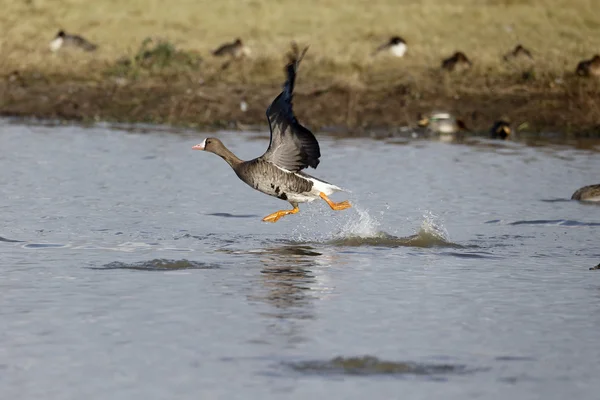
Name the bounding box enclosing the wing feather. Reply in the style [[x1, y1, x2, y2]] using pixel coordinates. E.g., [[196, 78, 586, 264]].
[[260, 46, 320, 172]]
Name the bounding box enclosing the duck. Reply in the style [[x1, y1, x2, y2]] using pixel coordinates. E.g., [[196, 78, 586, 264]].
[[575, 55, 600, 77], [490, 120, 512, 140], [372, 36, 407, 58], [441, 51, 472, 72], [212, 38, 251, 59], [571, 184, 600, 202], [193, 47, 351, 223], [417, 112, 469, 141], [49, 30, 97, 52], [503, 44, 533, 62]]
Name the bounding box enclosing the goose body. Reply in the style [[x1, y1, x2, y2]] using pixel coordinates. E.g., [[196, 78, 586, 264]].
[[490, 120, 512, 140], [576, 55, 600, 77], [193, 47, 350, 222], [571, 184, 600, 202], [503, 44, 533, 62], [441, 51, 472, 72], [417, 112, 468, 141], [50, 30, 97, 52], [212, 38, 251, 59], [373, 36, 407, 58]]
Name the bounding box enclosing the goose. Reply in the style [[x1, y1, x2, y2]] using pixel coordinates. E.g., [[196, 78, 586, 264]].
[[193, 48, 351, 223], [49, 30, 97, 52], [212, 38, 251, 59], [503, 44, 533, 62], [372, 36, 407, 58], [490, 120, 512, 140], [576, 55, 600, 77], [571, 184, 600, 202], [441, 51, 472, 72]]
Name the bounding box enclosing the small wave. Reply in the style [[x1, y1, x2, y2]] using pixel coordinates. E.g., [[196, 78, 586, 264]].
[[22, 243, 68, 249], [509, 219, 600, 227], [285, 355, 474, 377], [486, 219, 600, 226], [439, 251, 501, 259], [326, 208, 459, 248], [93, 258, 220, 271], [206, 212, 260, 218], [540, 198, 572, 203], [0, 236, 24, 243]]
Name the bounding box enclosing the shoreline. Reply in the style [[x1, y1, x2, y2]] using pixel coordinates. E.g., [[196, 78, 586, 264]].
[[2, 69, 600, 139]]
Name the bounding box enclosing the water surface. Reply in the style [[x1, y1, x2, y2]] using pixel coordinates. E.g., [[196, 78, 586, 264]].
[[1, 120, 599, 399]]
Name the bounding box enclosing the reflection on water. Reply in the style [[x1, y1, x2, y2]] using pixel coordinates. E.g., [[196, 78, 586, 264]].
[[246, 245, 341, 345]]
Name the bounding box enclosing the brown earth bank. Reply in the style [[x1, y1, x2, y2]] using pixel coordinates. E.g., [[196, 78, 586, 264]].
[[2, 69, 600, 139]]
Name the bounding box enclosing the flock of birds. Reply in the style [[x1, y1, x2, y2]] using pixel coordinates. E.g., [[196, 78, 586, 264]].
[[48, 29, 600, 78], [46, 31, 600, 219]]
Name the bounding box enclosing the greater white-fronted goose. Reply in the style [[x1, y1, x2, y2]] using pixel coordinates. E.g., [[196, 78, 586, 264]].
[[212, 38, 251, 59], [49, 30, 97, 52], [576, 55, 600, 77], [503, 44, 533, 62], [490, 120, 512, 140], [193, 48, 351, 223], [372, 36, 407, 57], [571, 184, 600, 202], [441, 51, 472, 72]]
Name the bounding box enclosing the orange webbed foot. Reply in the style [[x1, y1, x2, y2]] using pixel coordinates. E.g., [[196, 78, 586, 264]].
[[319, 193, 352, 211], [262, 206, 299, 223]]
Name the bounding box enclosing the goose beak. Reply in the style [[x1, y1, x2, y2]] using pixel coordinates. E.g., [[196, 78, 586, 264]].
[[192, 139, 207, 150]]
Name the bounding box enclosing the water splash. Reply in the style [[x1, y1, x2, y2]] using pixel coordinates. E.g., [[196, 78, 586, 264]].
[[417, 211, 450, 242], [323, 207, 457, 248], [335, 204, 381, 238]]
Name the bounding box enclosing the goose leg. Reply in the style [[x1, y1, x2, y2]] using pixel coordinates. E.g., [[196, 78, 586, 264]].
[[320, 193, 351, 210], [262, 206, 300, 223]]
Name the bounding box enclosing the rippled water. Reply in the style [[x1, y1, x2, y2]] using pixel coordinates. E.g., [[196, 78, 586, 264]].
[[1, 119, 599, 399]]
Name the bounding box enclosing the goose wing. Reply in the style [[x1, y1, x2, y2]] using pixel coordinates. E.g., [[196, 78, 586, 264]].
[[260, 47, 321, 172]]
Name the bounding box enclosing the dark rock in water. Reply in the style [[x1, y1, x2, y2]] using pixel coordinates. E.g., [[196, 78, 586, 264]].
[[590, 263, 600, 270], [285, 355, 470, 376], [97, 259, 220, 271]]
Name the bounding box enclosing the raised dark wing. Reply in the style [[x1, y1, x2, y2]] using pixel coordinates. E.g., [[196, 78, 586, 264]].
[[261, 47, 320, 172]]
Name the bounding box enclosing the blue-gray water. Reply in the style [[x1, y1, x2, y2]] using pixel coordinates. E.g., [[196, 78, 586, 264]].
[[1, 120, 599, 399]]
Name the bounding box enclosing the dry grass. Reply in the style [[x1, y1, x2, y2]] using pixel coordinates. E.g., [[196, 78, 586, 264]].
[[2, 0, 600, 135], [1, 0, 600, 83]]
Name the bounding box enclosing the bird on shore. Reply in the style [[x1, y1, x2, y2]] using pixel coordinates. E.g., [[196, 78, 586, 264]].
[[503, 44, 533, 62], [49, 30, 97, 52], [441, 51, 472, 72], [575, 55, 600, 77], [372, 36, 407, 58], [490, 120, 512, 140], [417, 112, 469, 142], [571, 184, 600, 202], [212, 38, 251, 59], [193, 47, 351, 223]]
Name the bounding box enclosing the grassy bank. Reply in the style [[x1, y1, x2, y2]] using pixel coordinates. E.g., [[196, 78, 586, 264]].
[[1, 0, 600, 135]]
